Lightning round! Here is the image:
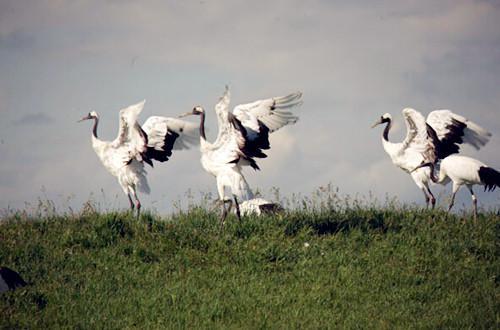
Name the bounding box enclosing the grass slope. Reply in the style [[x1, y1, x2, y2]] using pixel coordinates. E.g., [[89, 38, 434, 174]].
[[1, 207, 499, 328]]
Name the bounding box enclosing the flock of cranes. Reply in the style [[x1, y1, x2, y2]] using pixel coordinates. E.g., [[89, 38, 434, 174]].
[[80, 86, 499, 221]]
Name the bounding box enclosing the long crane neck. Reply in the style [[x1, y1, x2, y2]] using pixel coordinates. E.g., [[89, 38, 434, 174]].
[[382, 118, 391, 142], [381, 118, 403, 161], [199, 111, 206, 141], [92, 117, 99, 139]]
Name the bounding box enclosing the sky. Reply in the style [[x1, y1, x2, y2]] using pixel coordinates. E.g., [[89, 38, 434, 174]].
[[1, 0, 499, 214]]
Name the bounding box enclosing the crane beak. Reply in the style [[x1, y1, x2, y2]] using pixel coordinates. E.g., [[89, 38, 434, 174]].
[[78, 114, 92, 123], [178, 112, 193, 118], [371, 119, 382, 128]]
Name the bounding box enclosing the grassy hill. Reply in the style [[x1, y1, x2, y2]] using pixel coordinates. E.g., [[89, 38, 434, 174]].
[[1, 204, 498, 328]]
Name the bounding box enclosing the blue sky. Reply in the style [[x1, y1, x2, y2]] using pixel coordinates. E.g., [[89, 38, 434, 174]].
[[1, 0, 499, 213]]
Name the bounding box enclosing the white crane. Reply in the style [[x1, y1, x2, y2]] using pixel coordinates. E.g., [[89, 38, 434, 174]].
[[372, 108, 491, 207], [239, 197, 284, 216], [79, 100, 198, 216], [179, 87, 301, 223], [413, 155, 500, 220]]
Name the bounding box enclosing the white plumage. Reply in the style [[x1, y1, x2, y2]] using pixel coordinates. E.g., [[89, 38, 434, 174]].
[[240, 198, 283, 216], [372, 108, 491, 207], [180, 86, 301, 221], [414, 155, 500, 219], [79, 100, 198, 215]]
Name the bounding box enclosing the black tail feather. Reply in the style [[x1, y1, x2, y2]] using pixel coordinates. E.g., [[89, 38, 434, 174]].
[[478, 166, 500, 192]]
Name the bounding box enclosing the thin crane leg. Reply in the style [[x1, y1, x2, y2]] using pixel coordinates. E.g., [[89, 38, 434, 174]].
[[136, 199, 141, 218], [448, 183, 460, 213], [219, 199, 234, 228], [220, 199, 228, 229], [127, 194, 135, 211], [130, 188, 141, 218], [225, 199, 233, 216], [424, 184, 436, 209], [216, 179, 228, 228], [468, 185, 478, 222], [233, 194, 241, 221], [421, 188, 430, 208]]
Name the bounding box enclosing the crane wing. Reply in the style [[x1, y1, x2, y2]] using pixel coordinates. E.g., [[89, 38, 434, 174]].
[[227, 112, 268, 170], [206, 124, 246, 168], [232, 91, 301, 134], [401, 108, 437, 164], [230, 91, 301, 159], [141, 116, 199, 165], [212, 85, 232, 145], [111, 100, 148, 161], [426, 110, 491, 159], [206, 112, 266, 171]]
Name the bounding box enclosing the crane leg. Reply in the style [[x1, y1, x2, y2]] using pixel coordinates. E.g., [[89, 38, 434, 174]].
[[468, 185, 478, 222], [130, 188, 141, 218], [136, 199, 141, 218], [422, 187, 431, 209], [220, 198, 232, 229], [233, 194, 241, 221], [428, 189, 436, 209], [127, 194, 135, 211], [216, 179, 228, 229], [447, 184, 460, 213], [423, 184, 436, 209]]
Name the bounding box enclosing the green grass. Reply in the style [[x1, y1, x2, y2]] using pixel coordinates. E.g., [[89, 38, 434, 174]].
[[1, 206, 499, 329]]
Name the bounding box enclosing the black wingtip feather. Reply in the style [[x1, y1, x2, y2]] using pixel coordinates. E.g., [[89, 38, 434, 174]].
[[478, 166, 500, 192], [228, 113, 269, 168], [427, 120, 466, 160], [144, 130, 179, 164]]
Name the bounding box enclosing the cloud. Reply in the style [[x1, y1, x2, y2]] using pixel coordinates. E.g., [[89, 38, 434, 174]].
[[0, 0, 499, 212]]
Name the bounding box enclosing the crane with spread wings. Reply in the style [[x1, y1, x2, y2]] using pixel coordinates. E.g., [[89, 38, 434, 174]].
[[372, 108, 491, 207], [79, 100, 198, 216], [180, 86, 301, 223]]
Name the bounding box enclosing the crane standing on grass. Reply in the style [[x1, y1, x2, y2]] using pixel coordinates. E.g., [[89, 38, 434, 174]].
[[371, 108, 491, 208], [79, 100, 198, 216], [179, 86, 301, 223], [413, 155, 500, 220]]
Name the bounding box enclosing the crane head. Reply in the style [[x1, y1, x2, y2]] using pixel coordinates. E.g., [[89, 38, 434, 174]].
[[178, 106, 205, 118], [371, 113, 392, 128], [78, 111, 98, 122]]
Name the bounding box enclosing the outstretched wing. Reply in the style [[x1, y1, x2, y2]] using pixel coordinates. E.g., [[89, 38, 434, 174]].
[[213, 86, 232, 145], [401, 108, 437, 164], [111, 100, 148, 161], [227, 112, 266, 170], [231, 91, 301, 159], [141, 116, 199, 166], [426, 110, 491, 160], [233, 91, 301, 134]]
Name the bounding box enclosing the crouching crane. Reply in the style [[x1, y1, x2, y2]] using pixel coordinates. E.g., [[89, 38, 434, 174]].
[[79, 100, 198, 216], [239, 198, 284, 216], [413, 155, 500, 220], [372, 108, 491, 208]]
